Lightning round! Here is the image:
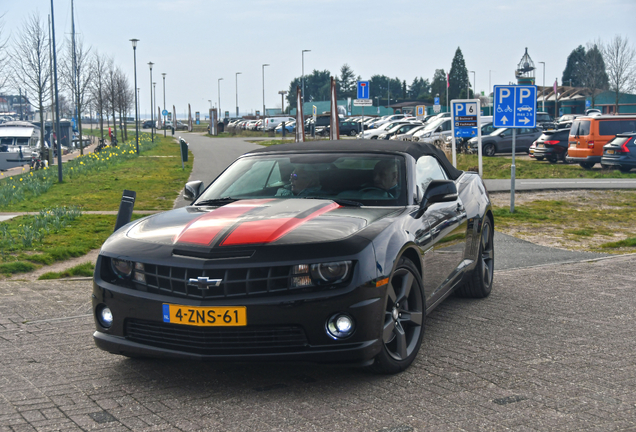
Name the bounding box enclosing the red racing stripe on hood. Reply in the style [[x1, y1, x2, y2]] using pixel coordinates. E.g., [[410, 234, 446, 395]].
[[173, 199, 273, 246], [221, 202, 340, 246]]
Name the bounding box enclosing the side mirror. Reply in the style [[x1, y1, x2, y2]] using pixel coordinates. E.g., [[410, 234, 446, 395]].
[[183, 180, 204, 202], [415, 180, 458, 218]]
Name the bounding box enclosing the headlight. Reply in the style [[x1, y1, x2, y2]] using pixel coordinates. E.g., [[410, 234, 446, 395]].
[[111, 259, 133, 278], [291, 261, 352, 287], [423, 132, 431, 138]]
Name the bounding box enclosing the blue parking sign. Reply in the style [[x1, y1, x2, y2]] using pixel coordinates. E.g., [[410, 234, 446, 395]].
[[357, 81, 370, 99], [493, 85, 537, 128]]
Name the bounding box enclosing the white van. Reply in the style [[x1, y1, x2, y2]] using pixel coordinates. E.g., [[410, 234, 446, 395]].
[[264, 117, 294, 131]]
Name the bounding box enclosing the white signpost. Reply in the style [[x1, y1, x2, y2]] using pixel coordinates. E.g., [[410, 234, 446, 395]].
[[451, 99, 482, 176], [493, 85, 537, 212]]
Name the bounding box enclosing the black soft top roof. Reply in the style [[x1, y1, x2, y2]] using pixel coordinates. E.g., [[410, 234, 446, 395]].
[[246, 139, 463, 180]]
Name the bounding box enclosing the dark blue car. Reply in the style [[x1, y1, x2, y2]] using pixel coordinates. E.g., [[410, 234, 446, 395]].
[[601, 133, 636, 173]]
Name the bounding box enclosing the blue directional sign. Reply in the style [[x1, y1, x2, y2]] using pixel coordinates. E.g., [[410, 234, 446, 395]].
[[162, 109, 169, 116], [451, 100, 479, 138], [493, 85, 537, 128], [357, 81, 370, 99]]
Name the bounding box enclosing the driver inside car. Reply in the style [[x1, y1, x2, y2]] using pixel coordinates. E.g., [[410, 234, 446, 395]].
[[275, 167, 321, 197]]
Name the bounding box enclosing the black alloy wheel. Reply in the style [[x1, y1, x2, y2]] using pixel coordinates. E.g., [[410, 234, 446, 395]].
[[368, 257, 424, 374], [483, 143, 496, 157], [548, 155, 558, 163], [455, 218, 494, 298], [349, 130, 357, 136]]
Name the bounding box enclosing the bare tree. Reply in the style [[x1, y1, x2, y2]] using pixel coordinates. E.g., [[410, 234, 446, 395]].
[[0, 14, 9, 94], [114, 67, 131, 142], [60, 37, 92, 154], [105, 59, 118, 142], [602, 35, 636, 113], [90, 52, 109, 143], [11, 12, 51, 155]]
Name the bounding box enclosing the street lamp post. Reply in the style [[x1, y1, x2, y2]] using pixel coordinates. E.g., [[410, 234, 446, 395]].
[[130, 39, 139, 154], [375, 96, 380, 115], [302, 49, 310, 104], [262, 64, 269, 118], [278, 90, 287, 114], [153, 82, 156, 130], [235, 72, 242, 117], [470, 71, 475, 99], [148, 62, 154, 143], [162, 73, 166, 137], [539, 61, 546, 112], [217, 78, 223, 121]]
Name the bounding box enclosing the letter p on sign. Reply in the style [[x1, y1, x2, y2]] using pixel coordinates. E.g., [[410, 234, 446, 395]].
[[454, 104, 464, 116], [519, 88, 531, 103], [499, 88, 510, 100]]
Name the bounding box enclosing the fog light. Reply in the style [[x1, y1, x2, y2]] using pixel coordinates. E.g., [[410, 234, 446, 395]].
[[326, 313, 355, 339], [97, 306, 113, 329]]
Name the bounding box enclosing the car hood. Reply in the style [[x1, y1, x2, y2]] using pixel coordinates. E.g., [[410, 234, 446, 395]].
[[125, 198, 399, 248]]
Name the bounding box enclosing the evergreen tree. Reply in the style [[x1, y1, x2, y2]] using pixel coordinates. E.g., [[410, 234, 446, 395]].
[[338, 64, 356, 99], [408, 77, 431, 100], [431, 69, 447, 102], [562, 45, 586, 87], [286, 70, 331, 109], [582, 43, 609, 97], [448, 47, 470, 100]]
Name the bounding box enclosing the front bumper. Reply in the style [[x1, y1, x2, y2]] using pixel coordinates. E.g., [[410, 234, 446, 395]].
[[92, 249, 387, 364]]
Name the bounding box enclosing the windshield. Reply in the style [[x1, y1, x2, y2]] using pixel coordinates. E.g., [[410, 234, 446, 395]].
[[197, 153, 407, 206]]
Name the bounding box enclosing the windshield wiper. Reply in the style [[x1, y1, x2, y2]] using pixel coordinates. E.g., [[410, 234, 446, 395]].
[[194, 197, 238, 206]]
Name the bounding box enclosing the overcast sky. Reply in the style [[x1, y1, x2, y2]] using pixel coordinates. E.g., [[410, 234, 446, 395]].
[[3, 0, 635, 118]]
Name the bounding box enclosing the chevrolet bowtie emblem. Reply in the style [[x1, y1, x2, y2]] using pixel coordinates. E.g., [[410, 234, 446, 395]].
[[188, 276, 222, 290]]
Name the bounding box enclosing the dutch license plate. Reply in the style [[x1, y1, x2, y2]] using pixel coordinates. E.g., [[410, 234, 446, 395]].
[[606, 150, 615, 155], [162, 304, 247, 326]]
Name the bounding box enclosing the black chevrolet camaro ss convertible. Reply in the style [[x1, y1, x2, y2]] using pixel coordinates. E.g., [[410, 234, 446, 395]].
[[93, 140, 494, 374]]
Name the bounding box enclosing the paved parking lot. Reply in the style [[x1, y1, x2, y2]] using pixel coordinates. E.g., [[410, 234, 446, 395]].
[[1, 254, 635, 431]]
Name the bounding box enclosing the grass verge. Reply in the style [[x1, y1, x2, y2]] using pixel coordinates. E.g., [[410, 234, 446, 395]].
[[38, 262, 95, 280], [0, 133, 191, 212], [491, 190, 636, 254], [455, 153, 636, 179]]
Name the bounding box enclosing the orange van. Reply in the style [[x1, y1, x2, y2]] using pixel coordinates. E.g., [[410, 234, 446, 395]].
[[567, 115, 636, 169]]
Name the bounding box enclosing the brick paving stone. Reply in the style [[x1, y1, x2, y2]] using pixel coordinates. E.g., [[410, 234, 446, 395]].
[[1, 256, 636, 430]]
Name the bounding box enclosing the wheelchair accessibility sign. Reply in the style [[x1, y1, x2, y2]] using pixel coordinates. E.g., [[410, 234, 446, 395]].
[[493, 85, 537, 128]]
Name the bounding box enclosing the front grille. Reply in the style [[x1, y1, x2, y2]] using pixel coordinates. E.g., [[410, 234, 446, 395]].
[[136, 264, 295, 299], [125, 319, 308, 355]]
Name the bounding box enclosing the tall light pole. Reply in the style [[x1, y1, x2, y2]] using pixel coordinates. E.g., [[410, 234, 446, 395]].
[[217, 78, 223, 119], [130, 39, 139, 154], [375, 96, 380, 115], [235, 72, 241, 117], [539, 61, 546, 112], [489, 70, 494, 107], [302, 49, 310, 104], [278, 90, 287, 114], [470, 71, 475, 99], [153, 81, 156, 130], [262, 64, 269, 118], [162, 73, 166, 137], [148, 62, 154, 143]]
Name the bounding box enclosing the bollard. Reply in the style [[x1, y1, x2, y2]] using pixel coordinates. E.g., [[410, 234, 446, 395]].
[[114, 190, 136, 231]]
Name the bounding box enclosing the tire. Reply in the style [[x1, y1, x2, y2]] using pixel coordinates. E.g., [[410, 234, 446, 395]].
[[366, 257, 424, 374], [562, 150, 570, 164], [619, 166, 632, 173], [579, 162, 595, 170], [371, 136, 378, 139], [349, 130, 357, 137], [535, 157, 544, 161], [483, 143, 496, 157], [548, 156, 558, 164], [455, 218, 494, 299]]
